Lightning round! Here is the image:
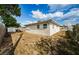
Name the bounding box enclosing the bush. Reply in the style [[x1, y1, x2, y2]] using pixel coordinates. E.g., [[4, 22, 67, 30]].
[[34, 24, 79, 55], [34, 37, 57, 55]]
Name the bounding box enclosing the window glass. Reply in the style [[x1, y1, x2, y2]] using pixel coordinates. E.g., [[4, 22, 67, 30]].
[[37, 25, 40, 29], [43, 24, 47, 29]]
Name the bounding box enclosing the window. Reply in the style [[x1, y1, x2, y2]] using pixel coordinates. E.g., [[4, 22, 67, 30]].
[[43, 24, 47, 29], [37, 25, 40, 29]]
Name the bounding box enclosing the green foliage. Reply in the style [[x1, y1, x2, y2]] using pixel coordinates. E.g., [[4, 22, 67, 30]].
[[0, 4, 21, 27], [0, 4, 21, 16], [2, 14, 20, 27]]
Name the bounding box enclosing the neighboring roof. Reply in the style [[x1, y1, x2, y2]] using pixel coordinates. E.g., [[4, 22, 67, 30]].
[[25, 19, 61, 27]]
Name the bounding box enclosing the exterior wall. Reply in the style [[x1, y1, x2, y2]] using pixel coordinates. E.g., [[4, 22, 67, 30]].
[[60, 27, 68, 31], [8, 27, 17, 32], [49, 23, 60, 36], [26, 23, 60, 36], [26, 23, 50, 36]]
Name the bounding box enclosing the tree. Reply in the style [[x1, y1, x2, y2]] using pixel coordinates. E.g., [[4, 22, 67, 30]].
[[0, 4, 20, 16], [0, 4, 21, 27], [2, 14, 20, 27]]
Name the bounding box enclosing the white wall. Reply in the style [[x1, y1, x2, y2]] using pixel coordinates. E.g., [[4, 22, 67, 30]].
[[8, 27, 17, 32], [49, 23, 60, 36], [26, 23, 60, 36], [26, 23, 50, 36]]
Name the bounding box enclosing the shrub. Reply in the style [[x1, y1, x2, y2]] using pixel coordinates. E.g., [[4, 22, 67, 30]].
[[34, 24, 79, 55]]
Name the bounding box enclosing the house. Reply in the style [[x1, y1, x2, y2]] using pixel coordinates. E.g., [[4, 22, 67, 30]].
[[7, 27, 23, 32], [7, 27, 17, 32], [25, 19, 61, 36], [60, 25, 68, 31]]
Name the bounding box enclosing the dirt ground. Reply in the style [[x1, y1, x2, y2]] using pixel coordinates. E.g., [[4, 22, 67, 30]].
[[0, 31, 66, 55], [51, 31, 66, 40], [10, 31, 66, 55], [11, 31, 48, 54]]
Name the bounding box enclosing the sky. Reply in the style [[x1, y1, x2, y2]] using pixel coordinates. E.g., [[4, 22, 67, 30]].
[[16, 4, 79, 26]]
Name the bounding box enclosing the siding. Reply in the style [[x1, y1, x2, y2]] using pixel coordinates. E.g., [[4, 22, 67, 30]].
[[26, 23, 60, 36], [49, 23, 60, 36], [26, 23, 50, 36]]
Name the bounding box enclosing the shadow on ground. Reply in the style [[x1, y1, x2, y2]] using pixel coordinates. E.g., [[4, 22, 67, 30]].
[[0, 32, 23, 55]]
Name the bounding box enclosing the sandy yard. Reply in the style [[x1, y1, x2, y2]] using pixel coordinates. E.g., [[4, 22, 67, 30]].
[[0, 31, 66, 55], [11, 31, 48, 54]]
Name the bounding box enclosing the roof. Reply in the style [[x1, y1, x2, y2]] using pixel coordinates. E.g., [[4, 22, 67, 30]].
[[25, 19, 61, 27]]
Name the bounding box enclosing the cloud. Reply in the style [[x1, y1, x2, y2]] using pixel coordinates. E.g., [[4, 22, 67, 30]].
[[50, 12, 63, 17], [70, 8, 79, 11], [63, 8, 79, 20], [25, 20, 37, 24], [48, 4, 69, 12], [32, 9, 63, 19], [16, 16, 37, 27], [48, 4, 79, 19], [32, 10, 47, 19], [64, 19, 77, 26], [63, 8, 79, 25], [32, 8, 79, 26], [20, 20, 37, 27]]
